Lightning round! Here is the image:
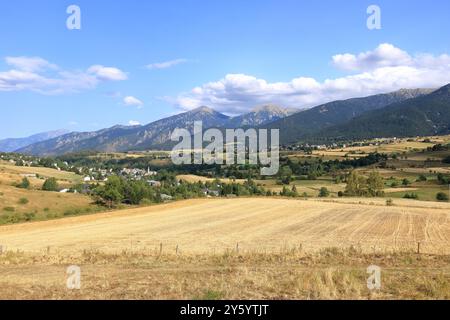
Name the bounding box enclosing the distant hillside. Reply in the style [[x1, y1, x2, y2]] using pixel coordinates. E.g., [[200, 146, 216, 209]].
[[17, 105, 297, 156], [309, 84, 450, 142], [17, 107, 230, 156], [0, 130, 69, 152], [16, 86, 449, 155], [262, 88, 434, 145], [226, 105, 297, 128]]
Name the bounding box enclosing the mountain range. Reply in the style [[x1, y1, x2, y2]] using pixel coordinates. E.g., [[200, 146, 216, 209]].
[[307, 84, 450, 142], [9, 84, 450, 156], [263, 88, 435, 144], [0, 129, 69, 153], [16, 105, 295, 156]]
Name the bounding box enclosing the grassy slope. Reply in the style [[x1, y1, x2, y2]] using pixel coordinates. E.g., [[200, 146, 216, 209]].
[[0, 162, 99, 224]]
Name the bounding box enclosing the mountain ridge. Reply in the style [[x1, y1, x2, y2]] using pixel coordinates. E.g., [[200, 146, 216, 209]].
[[15, 85, 450, 156], [261, 88, 435, 144], [0, 129, 70, 153], [307, 84, 450, 142]]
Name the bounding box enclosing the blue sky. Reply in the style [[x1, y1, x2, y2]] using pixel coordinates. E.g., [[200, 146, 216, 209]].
[[1, 0, 450, 139]]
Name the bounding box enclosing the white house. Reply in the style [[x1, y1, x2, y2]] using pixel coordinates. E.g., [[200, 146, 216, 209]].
[[148, 180, 161, 187]]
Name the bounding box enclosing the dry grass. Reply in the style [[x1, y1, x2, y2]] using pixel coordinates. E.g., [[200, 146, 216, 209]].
[[0, 198, 449, 300], [0, 198, 449, 255], [0, 163, 82, 184], [0, 184, 97, 223], [177, 174, 247, 184], [0, 163, 98, 223], [0, 248, 448, 300], [256, 178, 346, 195]]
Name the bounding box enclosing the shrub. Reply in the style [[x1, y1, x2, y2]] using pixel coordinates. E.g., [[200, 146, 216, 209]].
[[436, 192, 449, 201], [3, 207, 15, 212], [319, 187, 330, 198], [23, 212, 36, 221], [140, 198, 153, 206], [337, 191, 344, 197], [42, 178, 59, 192], [18, 197, 29, 205], [17, 177, 30, 189], [46, 213, 56, 219], [402, 179, 411, 186], [63, 209, 82, 216], [386, 199, 394, 206], [391, 181, 399, 188], [1, 214, 20, 224], [417, 175, 427, 182], [403, 193, 419, 200]]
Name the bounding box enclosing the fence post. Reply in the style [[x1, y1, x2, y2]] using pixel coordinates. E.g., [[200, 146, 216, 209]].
[[176, 245, 179, 255], [0, 245, 2, 255], [159, 243, 163, 256], [417, 242, 421, 255], [236, 242, 239, 254]]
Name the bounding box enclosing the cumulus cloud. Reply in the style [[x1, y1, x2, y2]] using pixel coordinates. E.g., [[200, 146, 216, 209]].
[[123, 96, 144, 108], [87, 65, 128, 81], [172, 44, 450, 114], [332, 43, 413, 71], [0, 57, 127, 94], [146, 58, 188, 70]]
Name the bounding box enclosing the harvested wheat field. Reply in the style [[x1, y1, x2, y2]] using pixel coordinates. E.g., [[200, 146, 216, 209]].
[[0, 198, 449, 300], [0, 198, 449, 255]]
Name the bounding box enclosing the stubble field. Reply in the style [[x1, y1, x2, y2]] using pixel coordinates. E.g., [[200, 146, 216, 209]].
[[1, 198, 449, 255], [0, 197, 449, 299]]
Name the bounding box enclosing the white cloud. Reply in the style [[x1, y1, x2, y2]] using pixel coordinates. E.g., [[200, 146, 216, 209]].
[[172, 44, 450, 114], [0, 57, 127, 94], [123, 96, 144, 107], [146, 59, 188, 70], [87, 65, 128, 81], [332, 43, 412, 71], [128, 120, 141, 126], [5, 56, 57, 72]]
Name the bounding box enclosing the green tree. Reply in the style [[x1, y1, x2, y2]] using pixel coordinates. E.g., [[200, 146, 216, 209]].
[[279, 166, 293, 185], [319, 187, 330, 198], [42, 178, 59, 192], [281, 186, 289, 196], [94, 176, 125, 208], [402, 178, 411, 186], [99, 187, 123, 208], [345, 171, 367, 196], [436, 192, 449, 201], [417, 174, 427, 182], [17, 177, 30, 189], [367, 171, 384, 197]]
